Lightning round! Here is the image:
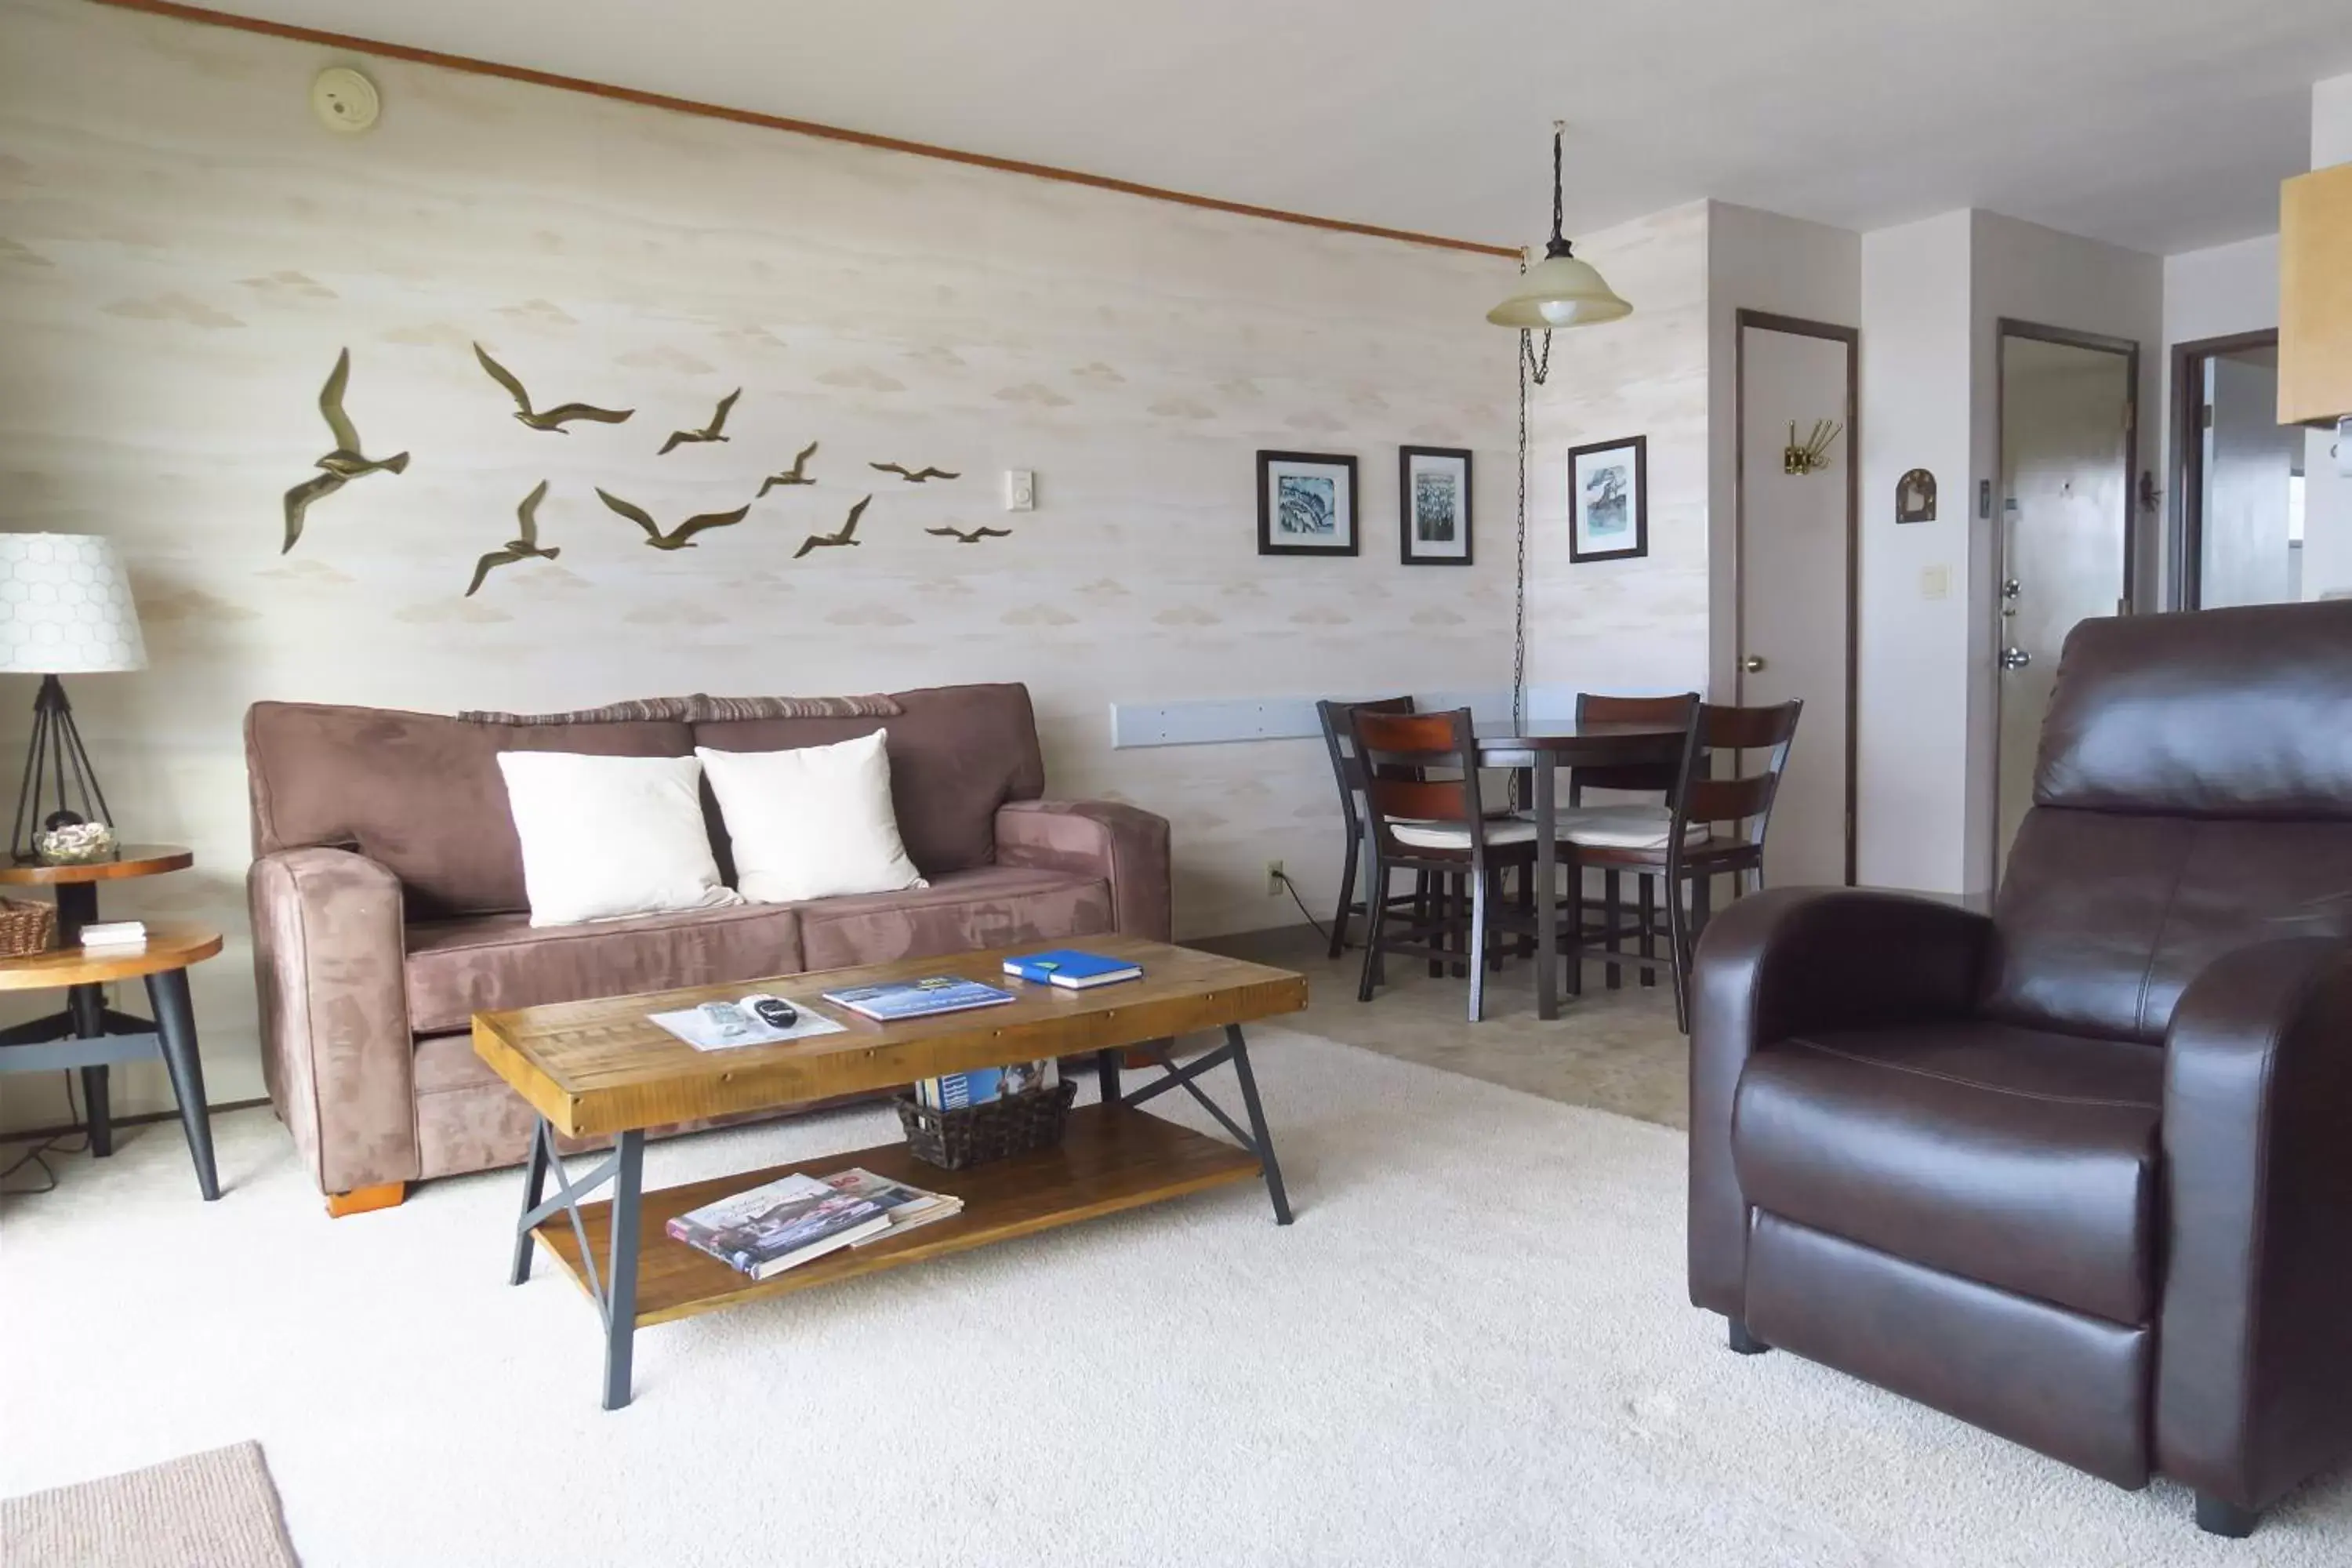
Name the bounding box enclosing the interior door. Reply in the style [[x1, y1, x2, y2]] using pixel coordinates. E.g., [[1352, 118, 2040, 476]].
[[1736, 318, 1854, 887], [2199, 352, 2301, 608], [1994, 332, 2132, 873]]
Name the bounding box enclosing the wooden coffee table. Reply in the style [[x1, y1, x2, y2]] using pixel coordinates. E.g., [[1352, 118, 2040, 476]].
[[474, 936, 1307, 1409]]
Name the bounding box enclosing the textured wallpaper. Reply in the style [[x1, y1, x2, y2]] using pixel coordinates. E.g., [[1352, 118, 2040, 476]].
[[0, 0, 1552, 1124]]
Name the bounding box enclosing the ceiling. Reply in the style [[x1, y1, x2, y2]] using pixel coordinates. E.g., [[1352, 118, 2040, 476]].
[[207, 0, 2351, 256]]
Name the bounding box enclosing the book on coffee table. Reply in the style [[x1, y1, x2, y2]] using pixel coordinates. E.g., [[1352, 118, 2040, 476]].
[[665, 1174, 892, 1280], [820, 976, 1018, 1022], [1002, 949, 1144, 989], [821, 1168, 964, 1244]]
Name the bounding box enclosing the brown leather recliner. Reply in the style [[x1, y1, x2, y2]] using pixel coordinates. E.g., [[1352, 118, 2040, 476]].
[[1689, 601, 2352, 1538]]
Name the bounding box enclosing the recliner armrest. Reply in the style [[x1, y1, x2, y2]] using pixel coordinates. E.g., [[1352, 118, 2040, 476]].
[[993, 800, 1172, 942], [249, 846, 418, 1196], [2157, 936, 2352, 1514], [1687, 887, 1993, 1316]]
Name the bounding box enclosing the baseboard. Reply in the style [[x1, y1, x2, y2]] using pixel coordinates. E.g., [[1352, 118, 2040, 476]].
[[0, 1095, 270, 1147]]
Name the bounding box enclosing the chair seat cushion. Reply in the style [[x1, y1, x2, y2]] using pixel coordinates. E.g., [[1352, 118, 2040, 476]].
[[1731, 1019, 2164, 1325], [1390, 818, 1540, 851], [1546, 804, 1711, 850]]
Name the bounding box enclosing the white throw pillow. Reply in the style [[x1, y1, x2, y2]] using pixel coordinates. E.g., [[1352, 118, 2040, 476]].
[[495, 752, 743, 927], [697, 731, 927, 904]]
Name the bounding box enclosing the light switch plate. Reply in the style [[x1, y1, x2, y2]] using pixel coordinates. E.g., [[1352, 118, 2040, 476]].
[[1004, 470, 1036, 511], [1920, 564, 1951, 601]]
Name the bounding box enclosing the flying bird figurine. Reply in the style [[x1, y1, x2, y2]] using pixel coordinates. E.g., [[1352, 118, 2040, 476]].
[[282, 347, 409, 554], [757, 440, 821, 495], [465, 480, 561, 596], [659, 389, 742, 455], [595, 488, 751, 550], [793, 495, 871, 560], [869, 462, 960, 483], [925, 525, 1011, 544], [473, 343, 635, 433]]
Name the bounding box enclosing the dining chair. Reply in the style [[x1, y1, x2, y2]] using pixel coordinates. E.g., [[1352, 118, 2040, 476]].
[[1315, 695, 1416, 960], [1569, 691, 1700, 989], [1559, 699, 1802, 1030], [1348, 707, 1542, 1022]]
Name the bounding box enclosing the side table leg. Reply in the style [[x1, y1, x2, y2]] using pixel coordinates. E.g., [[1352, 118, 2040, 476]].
[[603, 1130, 645, 1411], [510, 1119, 553, 1286], [146, 968, 220, 1200], [68, 984, 111, 1158], [1225, 1025, 1291, 1226]]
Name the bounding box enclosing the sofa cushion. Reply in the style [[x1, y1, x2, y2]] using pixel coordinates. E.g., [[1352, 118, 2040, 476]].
[[796, 866, 1112, 971], [247, 702, 693, 916], [1732, 1018, 2163, 1325], [694, 683, 1045, 877], [405, 902, 804, 1035]]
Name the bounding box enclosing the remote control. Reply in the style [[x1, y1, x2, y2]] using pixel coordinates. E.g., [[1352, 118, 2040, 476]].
[[741, 993, 797, 1029], [696, 1000, 754, 1040]]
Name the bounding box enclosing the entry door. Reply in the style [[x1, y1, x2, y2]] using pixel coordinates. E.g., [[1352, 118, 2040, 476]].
[[1994, 333, 2132, 873], [1735, 317, 1855, 886]]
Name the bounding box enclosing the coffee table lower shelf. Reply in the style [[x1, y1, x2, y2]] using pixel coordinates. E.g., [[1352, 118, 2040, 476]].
[[534, 1102, 1265, 1329]]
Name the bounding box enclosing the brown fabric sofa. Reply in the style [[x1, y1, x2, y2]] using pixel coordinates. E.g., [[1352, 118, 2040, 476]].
[[1687, 601, 2352, 1537], [244, 684, 1171, 1214]]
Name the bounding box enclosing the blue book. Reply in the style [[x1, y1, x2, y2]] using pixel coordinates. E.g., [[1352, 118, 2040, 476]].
[[1002, 949, 1144, 990], [820, 976, 1019, 1024]]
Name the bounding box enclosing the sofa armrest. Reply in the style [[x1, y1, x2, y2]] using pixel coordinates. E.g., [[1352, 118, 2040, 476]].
[[994, 800, 1171, 942], [1687, 887, 1993, 1316], [249, 847, 418, 1196], [2157, 936, 2352, 1514]]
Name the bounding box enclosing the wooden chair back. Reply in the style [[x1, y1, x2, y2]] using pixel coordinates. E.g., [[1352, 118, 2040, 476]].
[[1666, 700, 1804, 858], [1317, 695, 1414, 838], [1572, 691, 1700, 803], [1348, 707, 1492, 859]]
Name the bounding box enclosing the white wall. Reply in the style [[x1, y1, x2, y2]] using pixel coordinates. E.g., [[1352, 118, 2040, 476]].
[[2303, 74, 2352, 599], [1525, 201, 1711, 701], [1855, 213, 1974, 892], [1704, 202, 1860, 697], [0, 0, 1519, 1130]]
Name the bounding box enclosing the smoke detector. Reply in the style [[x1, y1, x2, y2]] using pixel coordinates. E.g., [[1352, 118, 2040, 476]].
[[311, 67, 380, 134]]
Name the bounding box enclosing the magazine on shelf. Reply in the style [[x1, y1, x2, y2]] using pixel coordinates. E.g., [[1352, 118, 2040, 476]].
[[647, 997, 847, 1051], [821, 1168, 964, 1243], [916, 1058, 1056, 1111], [820, 976, 1019, 1024], [663, 1173, 891, 1280], [1002, 949, 1143, 989]]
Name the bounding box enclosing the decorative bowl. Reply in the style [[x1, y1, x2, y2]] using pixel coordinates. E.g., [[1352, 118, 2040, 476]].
[[34, 822, 118, 865]]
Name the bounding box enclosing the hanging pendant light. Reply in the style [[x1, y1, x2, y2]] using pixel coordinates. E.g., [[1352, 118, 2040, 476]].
[[1487, 122, 1630, 330]]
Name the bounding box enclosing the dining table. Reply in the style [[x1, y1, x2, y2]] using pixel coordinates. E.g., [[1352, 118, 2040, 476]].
[[1474, 717, 1689, 1020]]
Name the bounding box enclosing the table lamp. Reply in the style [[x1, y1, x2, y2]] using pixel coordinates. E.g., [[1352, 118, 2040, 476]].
[[0, 533, 147, 863]]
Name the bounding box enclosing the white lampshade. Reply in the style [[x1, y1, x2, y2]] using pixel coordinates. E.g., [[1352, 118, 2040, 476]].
[[1486, 249, 1633, 329], [0, 533, 148, 674]]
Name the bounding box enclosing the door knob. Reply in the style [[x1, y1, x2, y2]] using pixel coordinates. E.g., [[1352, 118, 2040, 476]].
[[2000, 648, 2031, 671], [1740, 655, 1766, 673]]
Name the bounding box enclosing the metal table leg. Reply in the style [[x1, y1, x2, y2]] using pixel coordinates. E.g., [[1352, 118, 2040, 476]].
[[1534, 755, 1559, 1020], [506, 1120, 648, 1410], [145, 967, 219, 1200], [602, 1131, 644, 1411], [1123, 1025, 1291, 1225]]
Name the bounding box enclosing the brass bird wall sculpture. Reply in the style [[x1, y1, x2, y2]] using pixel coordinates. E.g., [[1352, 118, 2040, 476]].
[[474, 343, 636, 433], [465, 480, 561, 596], [793, 495, 871, 560], [659, 389, 742, 455], [869, 462, 960, 483], [282, 347, 409, 554], [757, 441, 821, 495], [596, 488, 751, 550], [926, 525, 1011, 544]]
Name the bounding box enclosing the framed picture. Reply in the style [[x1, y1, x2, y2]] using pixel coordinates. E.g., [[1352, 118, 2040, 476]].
[[1257, 450, 1358, 556], [1568, 434, 1648, 563], [1398, 446, 1473, 565]]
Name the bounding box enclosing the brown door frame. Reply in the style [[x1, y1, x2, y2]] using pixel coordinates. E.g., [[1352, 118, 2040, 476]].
[[1733, 308, 1860, 885], [2168, 328, 2282, 611], [1989, 317, 2140, 891]]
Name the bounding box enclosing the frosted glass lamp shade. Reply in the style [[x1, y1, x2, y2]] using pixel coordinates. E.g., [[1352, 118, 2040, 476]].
[[0, 533, 147, 674], [1486, 251, 1633, 329]]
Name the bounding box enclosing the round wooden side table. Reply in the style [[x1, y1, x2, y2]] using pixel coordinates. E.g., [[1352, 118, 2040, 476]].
[[0, 846, 223, 1200]]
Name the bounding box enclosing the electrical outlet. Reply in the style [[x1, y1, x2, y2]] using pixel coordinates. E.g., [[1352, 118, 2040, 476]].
[[1265, 859, 1284, 897]]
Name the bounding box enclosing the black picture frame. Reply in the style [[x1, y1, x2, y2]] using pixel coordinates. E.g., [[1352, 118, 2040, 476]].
[[1256, 450, 1359, 557], [1397, 445, 1473, 566], [1566, 434, 1648, 563]]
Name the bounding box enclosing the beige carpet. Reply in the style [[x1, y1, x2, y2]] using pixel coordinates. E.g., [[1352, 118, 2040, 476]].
[[2, 1028, 2347, 1566], [1, 1441, 298, 1567]]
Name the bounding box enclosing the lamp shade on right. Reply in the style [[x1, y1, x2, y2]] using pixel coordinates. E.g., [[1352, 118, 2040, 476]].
[[0, 533, 148, 675]]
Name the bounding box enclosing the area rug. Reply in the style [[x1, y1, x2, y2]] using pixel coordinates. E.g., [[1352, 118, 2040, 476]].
[[1, 1441, 298, 1567], [1, 1028, 2345, 1566]]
